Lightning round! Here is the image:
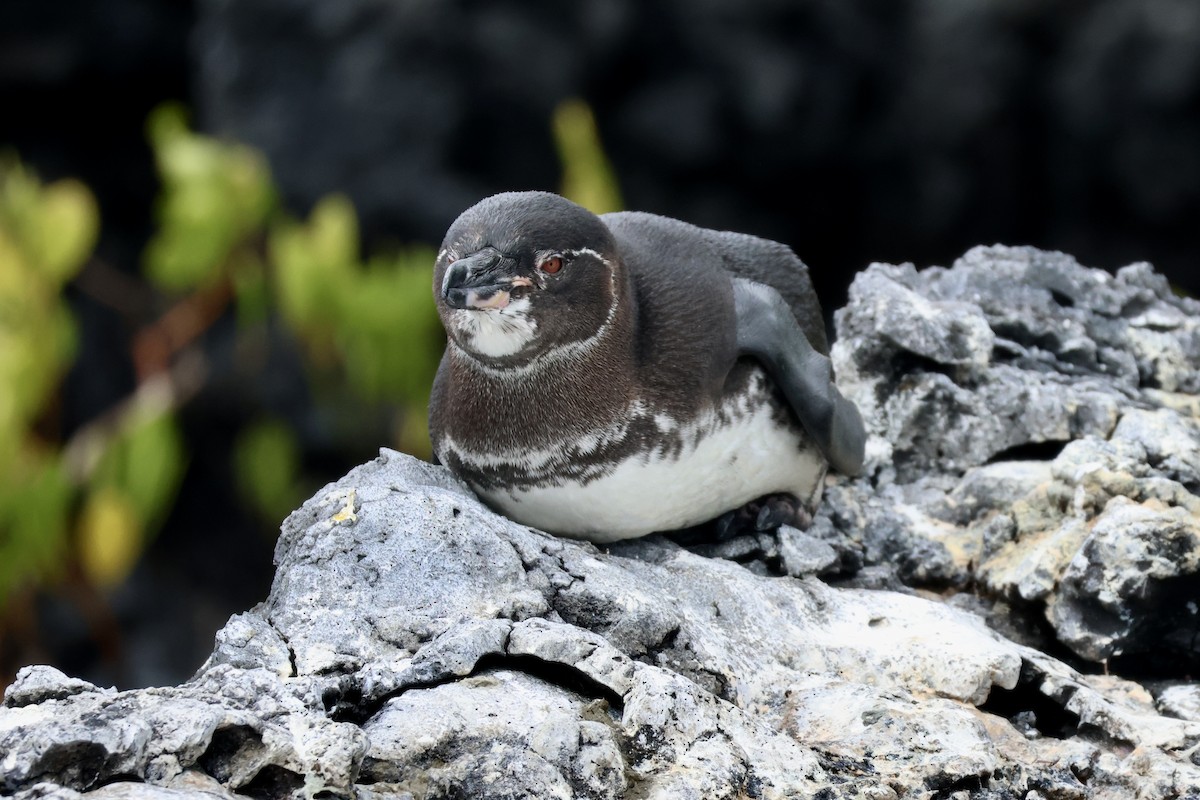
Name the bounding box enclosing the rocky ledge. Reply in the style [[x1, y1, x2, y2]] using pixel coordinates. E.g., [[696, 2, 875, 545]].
[[4, 246, 1199, 799]]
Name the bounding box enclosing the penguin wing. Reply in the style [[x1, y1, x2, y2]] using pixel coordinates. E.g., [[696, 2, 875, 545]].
[[732, 278, 866, 476], [602, 211, 827, 348], [601, 211, 863, 474], [696, 229, 828, 355]]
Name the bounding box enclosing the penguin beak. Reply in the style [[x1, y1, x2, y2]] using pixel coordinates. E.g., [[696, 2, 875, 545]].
[[442, 249, 530, 311]]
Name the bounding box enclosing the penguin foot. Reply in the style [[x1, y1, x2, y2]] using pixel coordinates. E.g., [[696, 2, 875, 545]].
[[715, 493, 809, 539], [715, 505, 757, 540], [753, 493, 811, 532]]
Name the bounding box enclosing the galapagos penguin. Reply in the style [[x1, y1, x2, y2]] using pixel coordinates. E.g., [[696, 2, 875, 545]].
[[428, 191, 865, 542]]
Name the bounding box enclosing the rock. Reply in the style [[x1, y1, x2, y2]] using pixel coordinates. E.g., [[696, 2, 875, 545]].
[[3, 666, 112, 708], [777, 524, 840, 577], [826, 245, 1200, 673], [1157, 684, 1200, 722], [4, 245, 1200, 798], [3, 446, 1200, 798], [1046, 494, 1200, 662]]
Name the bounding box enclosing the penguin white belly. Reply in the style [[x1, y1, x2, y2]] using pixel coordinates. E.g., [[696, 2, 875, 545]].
[[475, 392, 827, 543]]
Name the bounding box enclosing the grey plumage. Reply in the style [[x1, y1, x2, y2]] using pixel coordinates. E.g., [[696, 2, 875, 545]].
[[428, 191, 865, 541]]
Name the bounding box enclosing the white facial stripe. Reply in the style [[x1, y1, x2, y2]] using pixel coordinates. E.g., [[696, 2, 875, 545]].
[[564, 247, 608, 262]]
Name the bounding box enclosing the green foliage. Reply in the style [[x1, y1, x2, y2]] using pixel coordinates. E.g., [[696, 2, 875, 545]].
[[0, 159, 96, 600], [0, 450, 72, 602], [271, 196, 442, 406], [233, 419, 303, 525], [553, 98, 623, 215], [143, 104, 275, 292], [270, 194, 359, 336], [92, 404, 188, 534], [0, 159, 95, 456], [76, 404, 187, 587]]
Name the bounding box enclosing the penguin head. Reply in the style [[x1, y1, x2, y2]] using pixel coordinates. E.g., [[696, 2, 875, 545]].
[[434, 191, 623, 364]]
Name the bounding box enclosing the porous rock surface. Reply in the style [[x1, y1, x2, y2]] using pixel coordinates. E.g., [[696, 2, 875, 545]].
[[823, 245, 1200, 673], [4, 245, 1200, 799]]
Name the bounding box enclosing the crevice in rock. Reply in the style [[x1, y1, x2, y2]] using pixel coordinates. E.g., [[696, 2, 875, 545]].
[[879, 349, 964, 397], [264, 614, 298, 678], [1101, 572, 1200, 681], [325, 627, 513, 722], [965, 595, 1097, 676], [979, 664, 1081, 740], [25, 741, 114, 792], [196, 723, 266, 785], [924, 770, 990, 799], [1069, 761, 1095, 788], [322, 678, 366, 720], [984, 438, 1069, 464], [990, 321, 1066, 355], [240, 764, 306, 800], [329, 650, 624, 726], [473, 653, 625, 710], [1048, 289, 1076, 309]]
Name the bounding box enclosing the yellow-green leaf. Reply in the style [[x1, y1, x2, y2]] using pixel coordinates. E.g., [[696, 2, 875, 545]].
[[78, 486, 143, 588], [143, 102, 276, 292], [0, 451, 71, 604], [308, 194, 359, 271], [233, 419, 302, 524], [33, 179, 99, 284], [553, 98, 622, 215], [269, 194, 359, 333], [93, 409, 186, 536]]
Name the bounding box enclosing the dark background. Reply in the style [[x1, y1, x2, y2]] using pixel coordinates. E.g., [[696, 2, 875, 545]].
[[2, 0, 1198, 689]]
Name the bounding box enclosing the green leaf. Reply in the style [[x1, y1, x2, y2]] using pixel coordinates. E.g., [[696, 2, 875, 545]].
[[233, 419, 303, 524], [333, 248, 441, 404], [143, 102, 275, 292], [93, 409, 187, 535], [0, 451, 72, 606], [77, 485, 143, 588], [270, 194, 358, 332], [308, 194, 359, 269], [231, 248, 271, 327], [553, 98, 622, 215], [32, 179, 99, 285]]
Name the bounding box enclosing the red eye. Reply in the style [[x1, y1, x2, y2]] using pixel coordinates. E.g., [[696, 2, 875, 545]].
[[539, 256, 564, 274]]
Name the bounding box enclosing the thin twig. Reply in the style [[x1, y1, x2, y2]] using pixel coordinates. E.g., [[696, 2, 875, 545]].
[[132, 279, 232, 381], [61, 349, 208, 485]]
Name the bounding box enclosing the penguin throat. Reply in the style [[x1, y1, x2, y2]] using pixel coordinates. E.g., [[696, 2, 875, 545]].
[[451, 280, 630, 378], [449, 297, 538, 359]]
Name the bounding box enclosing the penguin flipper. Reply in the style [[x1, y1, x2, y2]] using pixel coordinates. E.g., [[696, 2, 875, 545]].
[[732, 278, 866, 476]]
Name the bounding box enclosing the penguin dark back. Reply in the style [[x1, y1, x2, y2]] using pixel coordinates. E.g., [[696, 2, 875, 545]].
[[428, 191, 866, 543]]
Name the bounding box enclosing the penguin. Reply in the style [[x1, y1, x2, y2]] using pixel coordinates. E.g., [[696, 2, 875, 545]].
[[428, 191, 866, 543]]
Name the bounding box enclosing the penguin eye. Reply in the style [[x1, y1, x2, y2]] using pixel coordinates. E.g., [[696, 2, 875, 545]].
[[539, 256, 564, 274]]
